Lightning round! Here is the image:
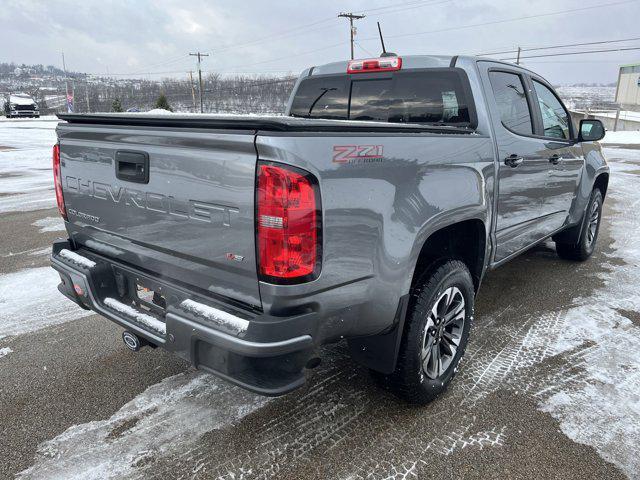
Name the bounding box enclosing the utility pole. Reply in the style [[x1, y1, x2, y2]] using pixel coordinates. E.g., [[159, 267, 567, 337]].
[[338, 12, 366, 60], [188, 71, 197, 112], [189, 52, 209, 113], [85, 80, 91, 113], [516, 46, 521, 65], [61, 51, 73, 113]]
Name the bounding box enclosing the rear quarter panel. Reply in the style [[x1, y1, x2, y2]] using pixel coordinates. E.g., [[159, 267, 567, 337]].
[[572, 141, 609, 221], [257, 132, 495, 340]]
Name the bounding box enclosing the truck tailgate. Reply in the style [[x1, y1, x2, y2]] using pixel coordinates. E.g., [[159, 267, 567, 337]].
[[57, 124, 261, 308]]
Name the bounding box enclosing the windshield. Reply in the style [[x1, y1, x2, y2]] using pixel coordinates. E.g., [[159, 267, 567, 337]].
[[290, 69, 475, 127]]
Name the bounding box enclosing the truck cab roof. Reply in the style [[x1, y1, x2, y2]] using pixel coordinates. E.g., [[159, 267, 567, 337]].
[[307, 54, 541, 78]]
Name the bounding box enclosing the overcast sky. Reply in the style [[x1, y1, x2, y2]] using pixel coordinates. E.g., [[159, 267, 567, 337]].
[[1, 0, 639, 84]]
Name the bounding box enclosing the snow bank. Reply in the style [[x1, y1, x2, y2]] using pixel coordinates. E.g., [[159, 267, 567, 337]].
[[103, 298, 166, 335], [0, 267, 92, 339], [180, 299, 249, 334], [144, 108, 174, 115]]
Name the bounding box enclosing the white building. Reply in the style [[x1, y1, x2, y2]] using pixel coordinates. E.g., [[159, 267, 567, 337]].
[[615, 63, 640, 108]]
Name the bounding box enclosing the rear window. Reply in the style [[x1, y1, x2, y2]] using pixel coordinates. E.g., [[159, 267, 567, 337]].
[[289, 69, 475, 127]]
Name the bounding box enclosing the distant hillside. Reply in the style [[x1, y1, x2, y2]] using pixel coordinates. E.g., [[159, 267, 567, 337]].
[[0, 61, 295, 114], [0, 62, 82, 78]]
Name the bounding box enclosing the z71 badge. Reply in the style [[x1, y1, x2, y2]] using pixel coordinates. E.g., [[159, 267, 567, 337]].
[[332, 145, 384, 164]]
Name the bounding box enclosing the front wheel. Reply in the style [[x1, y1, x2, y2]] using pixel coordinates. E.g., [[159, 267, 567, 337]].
[[386, 260, 474, 404], [556, 189, 603, 261]]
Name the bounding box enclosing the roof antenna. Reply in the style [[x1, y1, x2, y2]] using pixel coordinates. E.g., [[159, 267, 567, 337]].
[[377, 22, 396, 57]]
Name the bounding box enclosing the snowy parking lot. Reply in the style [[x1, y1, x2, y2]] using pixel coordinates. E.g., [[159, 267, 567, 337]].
[[1, 117, 639, 479]]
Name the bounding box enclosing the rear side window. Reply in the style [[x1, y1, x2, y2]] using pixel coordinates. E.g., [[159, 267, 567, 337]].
[[532, 80, 571, 139], [290, 69, 474, 127], [289, 76, 349, 120], [488, 71, 533, 135]]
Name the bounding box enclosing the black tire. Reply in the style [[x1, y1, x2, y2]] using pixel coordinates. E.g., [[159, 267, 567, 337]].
[[386, 259, 474, 404], [556, 189, 603, 261]]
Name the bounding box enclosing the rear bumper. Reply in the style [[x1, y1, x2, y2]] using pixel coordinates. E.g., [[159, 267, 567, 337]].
[[50, 239, 317, 396]]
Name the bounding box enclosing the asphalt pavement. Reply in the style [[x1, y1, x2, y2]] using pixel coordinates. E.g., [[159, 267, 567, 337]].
[[0, 141, 638, 479]]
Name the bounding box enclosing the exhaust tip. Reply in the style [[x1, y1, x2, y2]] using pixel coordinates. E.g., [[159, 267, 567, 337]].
[[122, 331, 142, 352]]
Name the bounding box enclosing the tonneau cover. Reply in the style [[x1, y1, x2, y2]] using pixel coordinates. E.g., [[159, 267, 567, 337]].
[[57, 113, 473, 134]]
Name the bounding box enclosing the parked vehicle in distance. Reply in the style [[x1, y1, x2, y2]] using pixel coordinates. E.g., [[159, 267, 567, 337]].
[[50, 55, 608, 404], [4, 93, 39, 118]]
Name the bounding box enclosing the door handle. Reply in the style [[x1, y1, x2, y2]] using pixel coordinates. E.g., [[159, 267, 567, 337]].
[[548, 154, 562, 165], [115, 150, 149, 184], [504, 154, 524, 168]]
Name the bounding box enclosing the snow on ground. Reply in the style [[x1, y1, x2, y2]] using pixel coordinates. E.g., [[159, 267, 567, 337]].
[[602, 130, 640, 145], [536, 155, 640, 477], [1, 246, 51, 258], [0, 117, 58, 214], [18, 371, 269, 480], [31, 216, 65, 232], [0, 347, 12, 359], [455, 146, 640, 478], [586, 109, 640, 123], [557, 86, 616, 111], [0, 267, 92, 340]]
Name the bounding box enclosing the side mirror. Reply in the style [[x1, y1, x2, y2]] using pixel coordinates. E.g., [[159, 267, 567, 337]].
[[578, 119, 605, 142]]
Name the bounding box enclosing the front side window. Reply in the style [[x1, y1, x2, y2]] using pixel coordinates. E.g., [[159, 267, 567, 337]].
[[488, 71, 533, 135], [533, 80, 571, 139]]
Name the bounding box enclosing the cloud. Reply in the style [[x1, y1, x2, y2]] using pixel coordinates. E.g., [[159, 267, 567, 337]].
[[0, 0, 638, 83]]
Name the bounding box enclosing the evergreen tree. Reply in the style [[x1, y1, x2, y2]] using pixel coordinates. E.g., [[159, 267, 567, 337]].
[[154, 93, 173, 112], [111, 98, 123, 112]]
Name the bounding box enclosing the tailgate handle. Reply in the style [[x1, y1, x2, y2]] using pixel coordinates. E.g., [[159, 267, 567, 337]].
[[115, 151, 149, 184]]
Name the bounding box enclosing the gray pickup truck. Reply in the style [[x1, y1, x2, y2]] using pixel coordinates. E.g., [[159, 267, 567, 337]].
[[50, 55, 608, 404]]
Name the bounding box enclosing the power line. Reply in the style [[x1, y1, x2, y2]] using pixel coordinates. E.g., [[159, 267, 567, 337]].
[[210, 0, 447, 56], [500, 45, 640, 61], [338, 12, 366, 60], [355, 41, 375, 57], [359, 0, 637, 42], [479, 36, 640, 56], [81, 0, 639, 81], [356, 0, 443, 15], [208, 16, 337, 56], [357, 0, 451, 18]]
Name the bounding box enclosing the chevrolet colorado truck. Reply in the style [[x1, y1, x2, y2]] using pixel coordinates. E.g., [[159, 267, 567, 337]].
[[50, 55, 608, 404]]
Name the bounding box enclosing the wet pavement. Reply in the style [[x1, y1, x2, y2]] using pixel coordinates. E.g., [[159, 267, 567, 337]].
[[1, 122, 638, 479]]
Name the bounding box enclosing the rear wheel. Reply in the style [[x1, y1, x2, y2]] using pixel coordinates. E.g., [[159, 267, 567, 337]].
[[386, 260, 474, 404], [556, 189, 603, 261]]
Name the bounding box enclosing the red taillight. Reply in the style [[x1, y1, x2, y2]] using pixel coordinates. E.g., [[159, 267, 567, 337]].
[[347, 56, 402, 74], [52, 144, 67, 219], [257, 162, 320, 282]]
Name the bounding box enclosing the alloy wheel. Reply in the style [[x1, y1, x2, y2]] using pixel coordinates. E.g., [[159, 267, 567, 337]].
[[587, 198, 601, 245], [421, 286, 466, 379]]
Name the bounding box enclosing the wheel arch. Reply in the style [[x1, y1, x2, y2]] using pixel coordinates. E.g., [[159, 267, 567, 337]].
[[348, 217, 488, 375], [409, 217, 488, 293], [593, 172, 609, 199]]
